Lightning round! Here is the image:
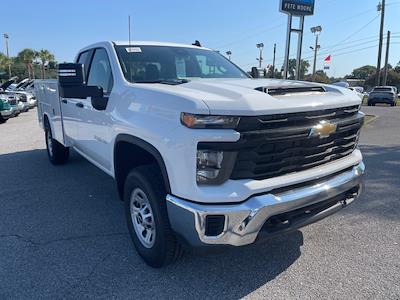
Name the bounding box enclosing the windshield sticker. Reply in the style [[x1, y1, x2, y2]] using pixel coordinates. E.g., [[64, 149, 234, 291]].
[[126, 47, 142, 53]]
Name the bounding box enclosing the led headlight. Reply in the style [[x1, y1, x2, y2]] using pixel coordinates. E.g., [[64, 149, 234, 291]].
[[181, 113, 240, 129]]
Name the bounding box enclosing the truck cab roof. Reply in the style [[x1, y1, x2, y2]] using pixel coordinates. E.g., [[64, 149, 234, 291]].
[[78, 41, 211, 54]]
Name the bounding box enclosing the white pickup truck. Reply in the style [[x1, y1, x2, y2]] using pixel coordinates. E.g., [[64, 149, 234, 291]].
[[36, 41, 365, 268]]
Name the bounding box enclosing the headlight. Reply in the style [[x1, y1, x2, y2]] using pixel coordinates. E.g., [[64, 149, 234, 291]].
[[181, 113, 240, 129]]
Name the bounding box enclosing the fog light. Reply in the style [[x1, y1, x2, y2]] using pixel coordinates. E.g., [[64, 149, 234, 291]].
[[197, 150, 223, 183]]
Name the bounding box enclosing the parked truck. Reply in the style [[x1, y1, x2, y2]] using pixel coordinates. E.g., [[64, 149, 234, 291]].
[[35, 41, 365, 268]]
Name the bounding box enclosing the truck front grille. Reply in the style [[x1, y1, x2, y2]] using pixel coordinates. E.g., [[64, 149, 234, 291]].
[[230, 105, 363, 180]]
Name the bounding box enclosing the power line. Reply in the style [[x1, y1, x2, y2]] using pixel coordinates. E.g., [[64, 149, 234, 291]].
[[211, 21, 285, 49]]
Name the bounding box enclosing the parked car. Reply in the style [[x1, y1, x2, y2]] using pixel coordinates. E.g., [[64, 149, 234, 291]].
[[368, 86, 397, 106], [0, 97, 14, 123], [1, 78, 37, 109], [35, 41, 365, 268], [0, 94, 24, 116], [348, 87, 364, 100]]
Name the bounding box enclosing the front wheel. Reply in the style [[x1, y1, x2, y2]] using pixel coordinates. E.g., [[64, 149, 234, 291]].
[[124, 165, 183, 268], [45, 123, 69, 165]]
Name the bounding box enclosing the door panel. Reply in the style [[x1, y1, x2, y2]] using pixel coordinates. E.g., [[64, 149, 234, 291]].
[[75, 48, 114, 172]]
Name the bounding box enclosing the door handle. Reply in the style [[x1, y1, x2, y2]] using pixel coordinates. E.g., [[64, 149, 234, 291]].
[[61, 99, 67, 104], [76, 102, 84, 108]]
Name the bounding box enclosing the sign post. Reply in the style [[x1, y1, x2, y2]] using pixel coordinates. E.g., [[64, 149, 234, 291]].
[[280, 0, 315, 80]]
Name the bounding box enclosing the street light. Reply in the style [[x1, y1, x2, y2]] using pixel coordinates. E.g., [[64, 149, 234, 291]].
[[310, 26, 322, 80], [226, 51, 232, 60], [3, 33, 11, 78], [256, 43, 264, 68]]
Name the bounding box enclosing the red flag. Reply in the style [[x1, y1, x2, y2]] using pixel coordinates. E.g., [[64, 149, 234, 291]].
[[324, 55, 331, 63]]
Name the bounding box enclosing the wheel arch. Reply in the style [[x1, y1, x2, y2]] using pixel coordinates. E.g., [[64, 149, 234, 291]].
[[113, 134, 171, 200], [43, 113, 53, 134]]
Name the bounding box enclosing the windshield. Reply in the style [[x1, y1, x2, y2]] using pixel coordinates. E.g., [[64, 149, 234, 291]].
[[115, 45, 249, 83]]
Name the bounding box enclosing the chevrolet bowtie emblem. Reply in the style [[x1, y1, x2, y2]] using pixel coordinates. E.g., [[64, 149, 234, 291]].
[[309, 121, 337, 138]]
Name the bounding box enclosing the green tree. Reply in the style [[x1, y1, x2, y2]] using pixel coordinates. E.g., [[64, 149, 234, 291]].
[[38, 49, 55, 79], [285, 59, 310, 80], [305, 70, 331, 84], [0, 52, 12, 80], [17, 48, 38, 79], [365, 70, 400, 89], [347, 65, 377, 80], [395, 61, 400, 74]]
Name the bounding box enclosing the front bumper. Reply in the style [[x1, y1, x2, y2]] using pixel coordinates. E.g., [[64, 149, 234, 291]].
[[166, 162, 365, 247], [28, 99, 37, 108], [0, 108, 13, 118]]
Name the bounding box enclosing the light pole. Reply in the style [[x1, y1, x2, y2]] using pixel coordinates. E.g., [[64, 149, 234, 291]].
[[272, 43, 276, 78], [3, 33, 11, 78], [310, 26, 322, 81], [226, 51, 232, 61], [256, 43, 264, 69]]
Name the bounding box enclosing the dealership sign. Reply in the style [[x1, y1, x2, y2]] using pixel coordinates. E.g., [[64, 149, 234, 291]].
[[280, 0, 315, 16]]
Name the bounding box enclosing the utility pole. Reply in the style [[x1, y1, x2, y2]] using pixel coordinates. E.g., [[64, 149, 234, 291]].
[[256, 43, 264, 69], [376, 0, 385, 86], [272, 43, 276, 78], [283, 16, 292, 79], [295, 16, 305, 80], [3, 33, 11, 78], [383, 31, 391, 86], [226, 51, 232, 60], [310, 26, 322, 81]]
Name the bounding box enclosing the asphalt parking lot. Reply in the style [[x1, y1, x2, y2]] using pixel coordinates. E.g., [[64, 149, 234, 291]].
[[0, 107, 399, 299]]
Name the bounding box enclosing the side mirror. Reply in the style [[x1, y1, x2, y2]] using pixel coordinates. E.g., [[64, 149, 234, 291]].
[[58, 63, 85, 86], [58, 63, 104, 101]]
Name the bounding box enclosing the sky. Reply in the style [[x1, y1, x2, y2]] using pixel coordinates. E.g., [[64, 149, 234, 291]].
[[1, 0, 399, 77]]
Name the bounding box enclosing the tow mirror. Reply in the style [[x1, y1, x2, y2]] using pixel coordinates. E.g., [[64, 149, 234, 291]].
[[58, 63, 104, 105], [58, 63, 85, 86]]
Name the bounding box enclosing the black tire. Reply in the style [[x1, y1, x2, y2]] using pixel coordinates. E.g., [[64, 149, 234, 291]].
[[124, 165, 183, 268], [44, 121, 69, 165], [0, 118, 7, 124]]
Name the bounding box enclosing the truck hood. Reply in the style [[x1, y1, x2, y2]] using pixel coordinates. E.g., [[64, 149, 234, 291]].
[[160, 78, 361, 115]]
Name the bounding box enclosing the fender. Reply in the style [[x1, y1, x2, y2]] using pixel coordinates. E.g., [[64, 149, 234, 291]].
[[113, 134, 171, 195]]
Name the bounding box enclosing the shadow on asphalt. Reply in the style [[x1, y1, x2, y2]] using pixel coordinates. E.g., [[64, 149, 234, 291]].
[[0, 148, 303, 298]]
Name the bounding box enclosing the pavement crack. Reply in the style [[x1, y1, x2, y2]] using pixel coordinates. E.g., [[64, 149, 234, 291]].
[[0, 232, 128, 246]]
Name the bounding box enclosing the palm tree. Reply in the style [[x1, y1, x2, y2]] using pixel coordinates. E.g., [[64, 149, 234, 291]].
[[0, 52, 12, 78], [17, 49, 37, 79], [38, 49, 55, 79]]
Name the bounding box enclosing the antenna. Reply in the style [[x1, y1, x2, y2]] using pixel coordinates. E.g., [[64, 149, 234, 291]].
[[128, 15, 131, 46]]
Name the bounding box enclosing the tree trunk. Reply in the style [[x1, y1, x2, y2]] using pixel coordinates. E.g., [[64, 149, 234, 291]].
[[26, 63, 31, 79], [41, 63, 45, 79], [31, 64, 35, 79]]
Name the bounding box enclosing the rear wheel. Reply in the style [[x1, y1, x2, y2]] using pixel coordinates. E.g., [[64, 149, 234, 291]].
[[44, 121, 69, 165], [124, 165, 183, 268]]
